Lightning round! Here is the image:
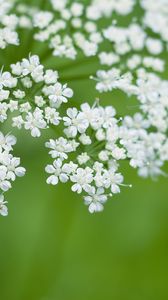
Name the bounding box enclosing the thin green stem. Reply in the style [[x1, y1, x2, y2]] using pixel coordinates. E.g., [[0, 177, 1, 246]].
[[61, 73, 92, 82]]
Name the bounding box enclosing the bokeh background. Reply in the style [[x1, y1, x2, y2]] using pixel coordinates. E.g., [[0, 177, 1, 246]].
[[0, 1, 168, 299]]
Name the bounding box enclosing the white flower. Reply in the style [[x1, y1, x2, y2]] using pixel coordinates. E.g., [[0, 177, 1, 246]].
[[80, 103, 99, 128], [44, 70, 58, 84], [123, 113, 150, 129], [8, 100, 18, 112], [96, 128, 106, 141], [21, 55, 44, 82], [12, 116, 24, 129], [79, 133, 92, 145], [0, 71, 17, 89], [45, 137, 74, 159], [13, 89, 25, 99], [99, 52, 119, 66], [45, 159, 69, 185], [70, 167, 93, 194], [51, 0, 67, 11], [45, 107, 61, 125], [24, 108, 47, 137], [77, 152, 90, 165], [34, 96, 45, 107], [19, 102, 31, 113], [33, 12, 53, 29], [143, 57, 165, 72], [127, 54, 141, 70], [103, 170, 124, 194], [11, 62, 22, 76], [81, 41, 98, 57], [111, 147, 126, 160], [0, 28, 19, 49], [62, 161, 78, 174], [2, 156, 26, 181], [21, 77, 32, 88], [0, 132, 16, 151], [63, 108, 89, 137], [146, 38, 163, 55], [98, 150, 109, 161], [84, 187, 108, 213], [47, 83, 73, 107], [70, 3, 83, 17], [2, 14, 18, 29], [94, 68, 132, 93], [0, 89, 10, 101]]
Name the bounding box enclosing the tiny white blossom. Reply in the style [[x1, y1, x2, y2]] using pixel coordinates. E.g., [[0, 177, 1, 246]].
[[70, 167, 93, 194], [84, 187, 108, 213]]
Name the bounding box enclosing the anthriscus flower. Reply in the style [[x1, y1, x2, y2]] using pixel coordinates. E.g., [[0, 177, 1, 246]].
[[0, 0, 168, 215]]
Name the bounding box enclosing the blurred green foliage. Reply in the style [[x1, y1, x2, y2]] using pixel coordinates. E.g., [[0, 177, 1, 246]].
[[0, 1, 168, 299]]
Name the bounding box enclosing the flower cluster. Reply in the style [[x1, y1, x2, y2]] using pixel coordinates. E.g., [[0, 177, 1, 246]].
[[103, 23, 164, 57], [11, 0, 136, 59], [120, 114, 168, 178], [45, 102, 132, 213], [92, 67, 168, 178], [94, 68, 168, 132], [0, 54, 73, 137], [0, 0, 19, 49], [0, 0, 168, 216], [92, 68, 133, 93], [141, 0, 168, 42], [0, 132, 26, 216]]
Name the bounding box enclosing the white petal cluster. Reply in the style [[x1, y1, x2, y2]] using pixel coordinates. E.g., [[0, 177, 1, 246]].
[[0, 54, 73, 137], [2, 0, 166, 63], [45, 102, 131, 213], [0, 132, 26, 216], [0, 0, 19, 49], [99, 52, 120, 66], [120, 115, 167, 178], [14, 0, 135, 59], [1, 0, 168, 217], [103, 24, 147, 55], [93, 67, 168, 178], [141, 0, 168, 42], [92, 68, 133, 93], [86, 0, 135, 19], [126, 55, 165, 73], [104, 24, 164, 57]]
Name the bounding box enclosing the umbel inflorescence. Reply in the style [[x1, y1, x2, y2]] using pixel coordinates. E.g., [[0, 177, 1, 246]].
[[0, 0, 168, 216]]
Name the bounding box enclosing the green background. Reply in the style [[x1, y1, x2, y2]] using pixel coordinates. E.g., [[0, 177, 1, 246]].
[[0, 1, 168, 299]]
